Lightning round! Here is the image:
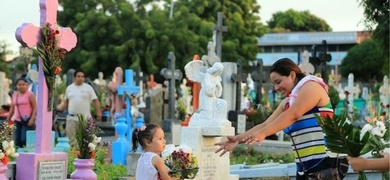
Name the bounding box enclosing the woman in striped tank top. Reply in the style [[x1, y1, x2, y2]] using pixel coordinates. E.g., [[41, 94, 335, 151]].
[[216, 58, 348, 179]]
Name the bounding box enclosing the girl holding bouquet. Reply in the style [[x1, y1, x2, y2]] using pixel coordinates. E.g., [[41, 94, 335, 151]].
[[215, 58, 349, 179]]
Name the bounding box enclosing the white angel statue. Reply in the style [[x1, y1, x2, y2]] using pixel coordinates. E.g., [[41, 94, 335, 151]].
[[184, 61, 230, 127]]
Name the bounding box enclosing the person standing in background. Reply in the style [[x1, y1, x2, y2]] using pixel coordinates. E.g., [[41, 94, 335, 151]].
[[59, 69, 102, 146], [6, 77, 37, 148]]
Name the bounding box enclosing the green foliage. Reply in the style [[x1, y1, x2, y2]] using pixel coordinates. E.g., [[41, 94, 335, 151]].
[[328, 86, 339, 110], [267, 9, 332, 32], [246, 105, 273, 125], [230, 145, 295, 165], [68, 148, 127, 179], [340, 39, 385, 82], [58, 0, 266, 77], [316, 114, 362, 156], [359, 0, 389, 76], [0, 41, 11, 76]]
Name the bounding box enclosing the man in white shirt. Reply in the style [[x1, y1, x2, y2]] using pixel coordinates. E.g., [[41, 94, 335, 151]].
[[59, 69, 102, 146]]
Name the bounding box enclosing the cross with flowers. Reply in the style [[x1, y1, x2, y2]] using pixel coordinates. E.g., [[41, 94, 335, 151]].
[[15, 0, 77, 154]]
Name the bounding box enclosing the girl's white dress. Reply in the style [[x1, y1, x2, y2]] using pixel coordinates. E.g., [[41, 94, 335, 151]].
[[136, 152, 159, 180]]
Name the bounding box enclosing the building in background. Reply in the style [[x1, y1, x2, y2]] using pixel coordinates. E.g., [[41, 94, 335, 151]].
[[256, 31, 371, 66]]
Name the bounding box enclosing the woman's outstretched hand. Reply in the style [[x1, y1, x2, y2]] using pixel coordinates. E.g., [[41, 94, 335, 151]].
[[243, 133, 266, 145], [214, 136, 239, 157]]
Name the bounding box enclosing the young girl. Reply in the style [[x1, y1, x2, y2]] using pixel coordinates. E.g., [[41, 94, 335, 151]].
[[132, 124, 172, 180]]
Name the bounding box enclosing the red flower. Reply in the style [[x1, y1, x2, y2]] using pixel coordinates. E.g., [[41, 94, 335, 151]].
[[1, 156, 9, 165], [54, 67, 62, 75]]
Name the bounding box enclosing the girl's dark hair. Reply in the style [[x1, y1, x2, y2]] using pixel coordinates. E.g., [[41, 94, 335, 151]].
[[1, 105, 10, 111], [270, 58, 306, 81], [131, 124, 160, 152]]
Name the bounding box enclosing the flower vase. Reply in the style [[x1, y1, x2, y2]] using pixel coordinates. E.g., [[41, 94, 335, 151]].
[[0, 162, 7, 180], [181, 116, 191, 127], [70, 158, 97, 180]]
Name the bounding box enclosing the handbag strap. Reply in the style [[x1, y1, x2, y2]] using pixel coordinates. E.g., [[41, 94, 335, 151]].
[[16, 93, 23, 121], [290, 134, 340, 175], [290, 134, 306, 175]]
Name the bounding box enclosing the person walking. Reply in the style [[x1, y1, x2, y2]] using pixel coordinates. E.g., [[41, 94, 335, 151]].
[[6, 77, 37, 148], [59, 69, 102, 146]]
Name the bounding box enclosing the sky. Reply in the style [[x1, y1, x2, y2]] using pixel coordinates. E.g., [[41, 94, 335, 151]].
[[0, 0, 366, 57]]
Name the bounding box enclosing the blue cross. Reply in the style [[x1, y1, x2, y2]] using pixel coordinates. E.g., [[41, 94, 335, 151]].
[[118, 69, 140, 143]]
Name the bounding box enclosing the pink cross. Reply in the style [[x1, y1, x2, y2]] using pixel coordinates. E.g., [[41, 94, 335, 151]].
[[15, 0, 77, 154]]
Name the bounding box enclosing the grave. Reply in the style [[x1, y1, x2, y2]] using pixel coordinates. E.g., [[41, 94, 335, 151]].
[[160, 52, 183, 145], [298, 50, 315, 75], [379, 75, 390, 118], [228, 60, 247, 134], [181, 57, 238, 180], [0, 72, 11, 106], [14, 0, 77, 179]]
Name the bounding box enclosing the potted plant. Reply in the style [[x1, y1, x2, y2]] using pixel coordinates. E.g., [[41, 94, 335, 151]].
[[71, 115, 103, 180], [177, 99, 190, 126]]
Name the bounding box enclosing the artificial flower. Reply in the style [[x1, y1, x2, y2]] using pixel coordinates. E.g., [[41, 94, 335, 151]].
[[74, 115, 103, 159]]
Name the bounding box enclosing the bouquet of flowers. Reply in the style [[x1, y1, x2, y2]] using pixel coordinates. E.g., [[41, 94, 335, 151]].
[[74, 115, 103, 159], [0, 123, 19, 165], [163, 145, 199, 179], [37, 23, 68, 111], [316, 113, 390, 180]]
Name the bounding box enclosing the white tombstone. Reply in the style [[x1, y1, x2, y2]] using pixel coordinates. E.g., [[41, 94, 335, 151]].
[[137, 72, 146, 109], [0, 72, 11, 106], [180, 79, 193, 114], [298, 50, 315, 75], [93, 72, 107, 86], [379, 75, 390, 117], [344, 73, 360, 117]]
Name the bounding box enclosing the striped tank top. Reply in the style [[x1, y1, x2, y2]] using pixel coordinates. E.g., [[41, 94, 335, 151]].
[[283, 102, 333, 172]]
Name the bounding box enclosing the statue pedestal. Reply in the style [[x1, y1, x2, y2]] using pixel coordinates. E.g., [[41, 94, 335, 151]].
[[180, 126, 238, 180]]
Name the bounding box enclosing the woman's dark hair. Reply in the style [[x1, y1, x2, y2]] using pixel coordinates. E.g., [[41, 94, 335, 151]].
[[16, 77, 29, 84], [131, 124, 160, 152], [270, 58, 306, 81]]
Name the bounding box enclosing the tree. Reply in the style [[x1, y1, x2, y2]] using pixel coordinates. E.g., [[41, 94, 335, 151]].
[[0, 41, 12, 77], [359, 0, 389, 75], [58, 0, 266, 78], [267, 9, 332, 32], [339, 39, 385, 82]]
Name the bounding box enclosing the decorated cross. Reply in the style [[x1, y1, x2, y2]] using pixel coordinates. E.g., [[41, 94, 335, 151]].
[[161, 52, 183, 120], [15, 0, 77, 154], [212, 12, 228, 59], [251, 58, 264, 105], [118, 69, 140, 143]]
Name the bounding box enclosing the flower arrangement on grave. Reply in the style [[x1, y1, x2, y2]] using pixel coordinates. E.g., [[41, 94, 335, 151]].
[[176, 99, 187, 121], [163, 145, 199, 179], [0, 122, 19, 165], [316, 109, 390, 180], [74, 115, 103, 159], [37, 22, 68, 111]]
